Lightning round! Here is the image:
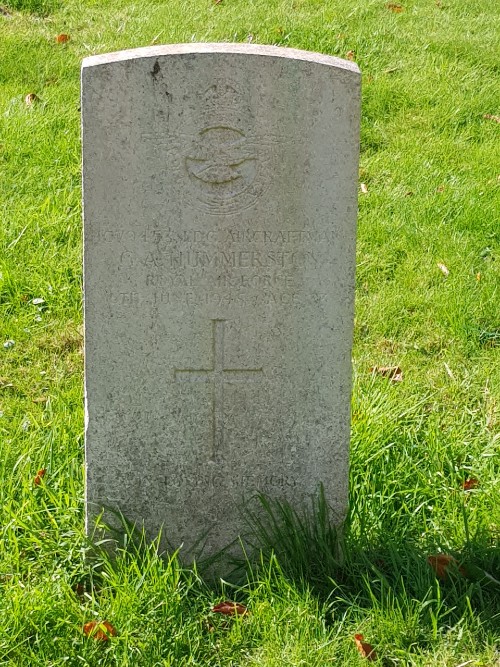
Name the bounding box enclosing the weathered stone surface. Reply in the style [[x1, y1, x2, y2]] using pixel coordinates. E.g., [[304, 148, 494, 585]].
[[82, 43, 360, 562]]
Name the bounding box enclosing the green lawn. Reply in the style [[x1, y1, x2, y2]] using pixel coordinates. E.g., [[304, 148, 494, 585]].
[[0, 0, 499, 664]]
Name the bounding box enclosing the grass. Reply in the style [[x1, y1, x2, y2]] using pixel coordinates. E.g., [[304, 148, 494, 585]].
[[0, 0, 499, 663]]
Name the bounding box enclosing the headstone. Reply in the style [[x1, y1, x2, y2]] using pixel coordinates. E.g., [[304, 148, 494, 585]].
[[82, 43, 360, 563]]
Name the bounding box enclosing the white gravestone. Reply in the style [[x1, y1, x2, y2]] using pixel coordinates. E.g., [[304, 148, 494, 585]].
[[82, 43, 361, 561]]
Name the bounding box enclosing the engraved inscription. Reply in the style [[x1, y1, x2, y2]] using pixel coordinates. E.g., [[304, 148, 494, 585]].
[[96, 227, 338, 245], [119, 249, 320, 269], [174, 320, 263, 463], [163, 470, 298, 491]]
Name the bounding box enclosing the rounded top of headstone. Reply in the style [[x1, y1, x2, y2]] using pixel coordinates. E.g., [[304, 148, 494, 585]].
[[82, 42, 360, 75]]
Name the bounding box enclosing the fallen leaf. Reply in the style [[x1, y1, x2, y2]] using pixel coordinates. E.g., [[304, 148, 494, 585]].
[[211, 601, 248, 616], [463, 478, 479, 491], [34, 468, 46, 486], [55, 33, 70, 43], [476, 272, 481, 281], [346, 50, 355, 60], [354, 634, 378, 661], [370, 366, 403, 382], [25, 93, 39, 106], [73, 583, 86, 597], [387, 3, 403, 11], [483, 113, 500, 124], [437, 262, 449, 276], [360, 183, 368, 194], [436, 184, 445, 193], [83, 620, 117, 641], [214, 0, 223, 4], [427, 554, 465, 580]]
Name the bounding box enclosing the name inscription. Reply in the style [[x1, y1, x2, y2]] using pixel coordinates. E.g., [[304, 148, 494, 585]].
[[120, 249, 321, 270]]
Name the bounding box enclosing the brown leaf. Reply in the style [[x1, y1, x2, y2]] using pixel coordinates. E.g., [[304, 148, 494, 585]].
[[83, 620, 117, 641], [483, 113, 500, 124], [25, 93, 39, 106], [463, 478, 479, 491], [34, 469, 46, 486], [346, 50, 355, 61], [437, 262, 449, 276], [55, 33, 70, 43], [354, 634, 378, 661], [211, 601, 248, 616], [387, 2, 403, 11], [427, 554, 466, 580], [370, 366, 403, 382], [360, 182, 368, 194], [73, 582, 86, 597]]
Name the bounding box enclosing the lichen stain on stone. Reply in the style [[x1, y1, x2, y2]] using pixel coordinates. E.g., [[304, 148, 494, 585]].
[[151, 60, 161, 80]]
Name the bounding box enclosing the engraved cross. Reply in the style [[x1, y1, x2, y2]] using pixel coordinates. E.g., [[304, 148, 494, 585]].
[[174, 319, 263, 462]]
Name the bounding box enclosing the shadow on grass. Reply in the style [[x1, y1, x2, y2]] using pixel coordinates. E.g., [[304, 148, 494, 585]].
[[2, 0, 60, 15], [88, 488, 500, 643], [230, 487, 500, 639]]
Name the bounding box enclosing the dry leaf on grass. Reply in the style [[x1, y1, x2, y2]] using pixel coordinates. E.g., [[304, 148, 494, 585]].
[[437, 262, 449, 276], [360, 183, 368, 194], [25, 93, 39, 106], [463, 478, 479, 491], [483, 113, 500, 124], [354, 634, 378, 661], [427, 554, 466, 580], [34, 469, 46, 486], [370, 366, 403, 382], [387, 2, 403, 11], [55, 33, 70, 43], [211, 601, 248, 616], [83, 620, 117, 641], [73, 583, 86, 597], [346, 50, 355, 60]]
